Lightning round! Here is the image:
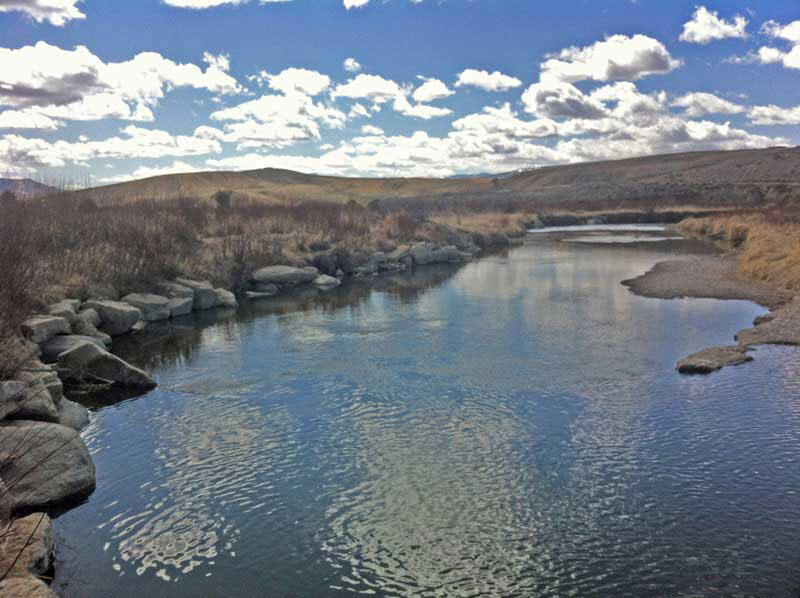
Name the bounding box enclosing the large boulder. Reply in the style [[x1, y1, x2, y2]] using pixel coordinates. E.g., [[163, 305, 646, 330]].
[[57, 398, 90, 431], [0, 513, 54, 581], [83, 300, 141, 336], [0, 420, 96, 513], [77, 308, 101, 328], [47, 299, 80, 324], [20, 316, 70, 344], [57, 341, 156, 389], [410, 242, 437, 265], [0, 381, 27, 421], [252, 282, 279, 295], [71, 316, 112, 348], [121, 293, 171, 322], [251, 265, 319, 286], [6, 362, 60, 424], [168, 296, 193, 317], [311, 253, 338, 276], [174, 278, 217, 310], [313, 274, 341, 290], [40, 335, 105, 363], [214, 288, 238, 308], [157, 281, 195, 299]]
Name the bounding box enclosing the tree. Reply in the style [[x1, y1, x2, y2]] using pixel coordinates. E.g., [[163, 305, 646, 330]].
[[213, 190, 232, 211]]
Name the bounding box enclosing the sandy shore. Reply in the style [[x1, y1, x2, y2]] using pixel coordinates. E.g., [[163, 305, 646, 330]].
[[622, 254, 799, 373]]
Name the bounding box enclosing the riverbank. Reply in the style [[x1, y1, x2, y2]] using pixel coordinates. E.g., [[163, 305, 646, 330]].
[[623, 244, 799, 374]]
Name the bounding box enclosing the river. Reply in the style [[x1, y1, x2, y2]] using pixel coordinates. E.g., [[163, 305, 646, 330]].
[[54, 227, 800, 597]]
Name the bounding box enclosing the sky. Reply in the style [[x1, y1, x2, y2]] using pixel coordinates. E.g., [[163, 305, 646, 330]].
[[1, 0, 800, 184]]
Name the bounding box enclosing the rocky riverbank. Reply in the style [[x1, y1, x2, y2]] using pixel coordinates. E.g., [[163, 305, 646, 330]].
[[622, 253, 799, 374], [0, 234, 514, 597]]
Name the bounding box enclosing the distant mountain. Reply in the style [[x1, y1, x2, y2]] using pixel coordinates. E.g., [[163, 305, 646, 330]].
[[0, 178, 58, 198]]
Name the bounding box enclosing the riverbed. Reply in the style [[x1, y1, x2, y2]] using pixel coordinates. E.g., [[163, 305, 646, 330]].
[[54, 229, 800, 597]]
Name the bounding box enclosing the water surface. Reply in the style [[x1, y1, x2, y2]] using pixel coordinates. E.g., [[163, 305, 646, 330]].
[[54, 232, 800, 597]]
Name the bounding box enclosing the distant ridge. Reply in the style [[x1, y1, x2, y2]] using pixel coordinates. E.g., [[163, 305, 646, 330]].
[[0, 178, 59, 198], [55, 146, 800, 212]]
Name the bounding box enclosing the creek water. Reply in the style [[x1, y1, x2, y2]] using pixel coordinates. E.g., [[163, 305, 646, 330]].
[[54, 228, 800, 597]]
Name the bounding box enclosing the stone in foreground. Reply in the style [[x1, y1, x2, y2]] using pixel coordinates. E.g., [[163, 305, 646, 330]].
[[0, 513, 54, 582], [83, 300, 142, 335], [676, 346, 753, 375], [40, 335, 106, 363], [57, 341, 156, 389], [168, 296, 194, 317], [121, 293, 171, 322], [0, 420, 96, 514], [20, 316, 70, 344], [252, 265, 318, 286], [214, 288, 238, 308], [0, 576, 57, 598]]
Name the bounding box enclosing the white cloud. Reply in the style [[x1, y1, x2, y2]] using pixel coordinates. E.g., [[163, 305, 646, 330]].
[[343, 0, 370, 8], [454, 69, 522, 92], [540, 34, 681, 83], [731, 20, 800, 71], [0, 0, 85, 26], [97, 160, 203, 184], [343, 57, 362, 72], [412, 78, 453, 103], [360, 124, 383, 135], [0, 109, 60, 129], [748, 104, 800, 126], [0, 42, 242, 128], [671, 92, 745, 117], [348, 103, 370, 118], [333, 73, 451, 120], [679, 6, 748, 44], [265, 67, 330, 96], [522, 80, 607, 119], [163, 0, 292, 8]]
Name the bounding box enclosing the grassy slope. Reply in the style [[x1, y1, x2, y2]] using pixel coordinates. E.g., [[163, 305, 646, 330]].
[[59, 146, 800, 209]]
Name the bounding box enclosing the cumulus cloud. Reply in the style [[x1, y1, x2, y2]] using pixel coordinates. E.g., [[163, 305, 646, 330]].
[[679, 6, 748, 44], [671, 92, 745, 117], [412, 77, 453, 103], [333, 73, 451, 119], [454, 69, 522, 92], [730, 20, 800, 70], [0, 0, 85, 26], [540, 34, 681, 83], [264, 67, 330, 96], [521, 80, 607, 119], [0, 42, 242, 129], [163, 0, 292, 8], [748, 104, 800, 126], [360, 124, 383, 135], [343, 57, 362, 72]]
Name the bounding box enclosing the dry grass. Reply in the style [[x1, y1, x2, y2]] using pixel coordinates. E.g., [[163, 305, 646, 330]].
[[430, 211, 536, 238], [680, 209, 800, 290]]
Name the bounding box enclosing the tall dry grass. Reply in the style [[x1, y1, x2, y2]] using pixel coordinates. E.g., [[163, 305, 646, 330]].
[[430, 211, 535, 238], [680, 208, 800, 290]]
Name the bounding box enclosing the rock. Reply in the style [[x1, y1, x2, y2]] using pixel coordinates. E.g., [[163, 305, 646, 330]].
[[0, 381, 27, 420], [20, 316, 70, 344], [0, 576, 57, 598], [676, 346, 753, 374], [432, 245, 469, 263], [83, 300, 141, 336], [0, 420, 95, 513], [753, 313, 775, 326], [388, 246, 410, 261], [71, 317, 112, 348], [335, 269, 345, 279], [0, 513, 54, 580], [214, 288, 238, 308], [57, 398, 90, 431], [174, 278, 217, 310], [47, 300, 80, 323], [168, 296, 193, 317], [57, 341, 156, 389], [77, 308, 101, 327], [121, 293, 171, 322], [157, 281, 195, 299], [251, 265, 319, 286], [410, 242, 437, 265], [311, 253, 338, 276], [7, 366, 59, 424], [245, 291, 276, 300], [252, 282, 279, 295], [131, 320, 148, 334], [313, 274, 341, 289], [40, 335, 105, 364]]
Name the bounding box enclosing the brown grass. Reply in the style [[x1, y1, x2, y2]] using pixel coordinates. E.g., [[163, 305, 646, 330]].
[[680, 209, 800, 290], [429, 211, 536, 238]]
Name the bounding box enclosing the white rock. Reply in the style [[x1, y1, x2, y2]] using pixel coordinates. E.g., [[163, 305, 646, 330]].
[[20, 316, 70, 344]]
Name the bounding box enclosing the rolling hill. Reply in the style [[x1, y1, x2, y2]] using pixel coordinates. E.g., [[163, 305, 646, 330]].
[[54, 146, 800, 212]]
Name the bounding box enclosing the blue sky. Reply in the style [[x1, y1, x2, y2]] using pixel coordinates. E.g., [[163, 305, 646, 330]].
[[1, 0, 799, 183]]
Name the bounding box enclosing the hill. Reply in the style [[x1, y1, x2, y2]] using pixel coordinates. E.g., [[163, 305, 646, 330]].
[[58, 146, 800, 212], [0, 178, 58, 198]]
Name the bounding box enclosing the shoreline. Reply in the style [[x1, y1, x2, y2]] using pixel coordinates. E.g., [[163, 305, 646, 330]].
[[622, 253, 799, 373]]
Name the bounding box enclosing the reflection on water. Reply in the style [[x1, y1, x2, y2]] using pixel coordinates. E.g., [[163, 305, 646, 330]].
[[53, 234, 800, 597]]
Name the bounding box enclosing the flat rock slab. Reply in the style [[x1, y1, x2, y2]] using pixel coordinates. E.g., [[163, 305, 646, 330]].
[[168, 296, 194, 317], [121, 293, 171, 322], [21, 316, 70, 344], [252, 265, 318, 286], [40, 335, 105, 364], [57, 341, 156, 389], [313, 274, 341, 289], [677, 346, 753, 375], [0, 420, 96, 514]]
